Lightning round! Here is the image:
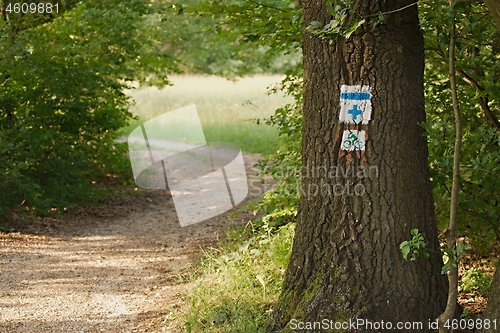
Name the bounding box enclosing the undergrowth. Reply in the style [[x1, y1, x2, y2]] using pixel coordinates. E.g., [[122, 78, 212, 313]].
[[180, 222, 295, 333], [173, 225, 496, 332]]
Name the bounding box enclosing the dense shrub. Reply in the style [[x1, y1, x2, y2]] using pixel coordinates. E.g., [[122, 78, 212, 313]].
[[0, 0, 171, 217]]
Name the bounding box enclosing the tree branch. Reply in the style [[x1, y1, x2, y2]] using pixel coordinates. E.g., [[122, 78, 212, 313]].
[[0, 74, 9, 87], [456, 69, 500, 130], [439, 2, 461, 331], [364, 1, 429, 17], [247, 0, 287, 13]]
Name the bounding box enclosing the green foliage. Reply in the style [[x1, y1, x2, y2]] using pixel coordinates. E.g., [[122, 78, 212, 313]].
[[307, 0, 365, 40], [420, 0, 500, 252], [181, 223, 295, 333], [461, 308, 471, 320], [400, 229, 430, 261], [459, 267, 492, 297], [191, 0, 302, 55], [0, 0, 174, 217], [441, 241, 470, 274], [162, 0, 302, 76], [399, 230, 471, 275], [250, 71, 303, 228]]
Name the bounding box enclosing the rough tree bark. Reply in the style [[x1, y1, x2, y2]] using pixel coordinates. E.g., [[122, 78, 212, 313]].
[[480, 265, 500, 333], [481, 1, 500, 330], [484, 0, 500, 31], [271, 0, 448, 331]]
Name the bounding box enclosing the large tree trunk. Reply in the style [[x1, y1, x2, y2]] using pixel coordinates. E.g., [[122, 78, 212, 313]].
[[480, 262, 500, 333], [484, 0, 500, 31], [271, 0, 448, 331]]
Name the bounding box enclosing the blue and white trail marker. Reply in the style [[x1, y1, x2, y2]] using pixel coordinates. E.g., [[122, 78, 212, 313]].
[[339, 85, 372, 124]]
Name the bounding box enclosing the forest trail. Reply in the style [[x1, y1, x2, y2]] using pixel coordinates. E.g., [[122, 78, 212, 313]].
[[0, 154, 264, 333]]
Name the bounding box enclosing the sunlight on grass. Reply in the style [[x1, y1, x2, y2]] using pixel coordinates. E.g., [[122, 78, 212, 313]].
[[176, 223, 294, 333], [123, 75, 293, 156]]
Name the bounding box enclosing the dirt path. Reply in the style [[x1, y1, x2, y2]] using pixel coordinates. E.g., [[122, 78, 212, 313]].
[[0, 154, 264, 333]]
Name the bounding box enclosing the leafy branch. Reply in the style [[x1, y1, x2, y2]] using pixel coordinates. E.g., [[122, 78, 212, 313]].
[[306, 1, 429, 40], [400, 229, 430, 261], [441, 240, 470, 274], [306, 0, 365, 40], [456, 69, 500, 130], [247, 0, 288, 13], [399, 229, 470, 274]]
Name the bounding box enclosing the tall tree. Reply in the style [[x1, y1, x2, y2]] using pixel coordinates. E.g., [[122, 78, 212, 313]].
[[480, 264, 500, 333], [271, 0, 448, 330]]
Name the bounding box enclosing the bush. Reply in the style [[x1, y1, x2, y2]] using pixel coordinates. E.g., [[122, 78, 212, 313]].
[[181, 223, 295, 333], [0, 0, 171, 218]]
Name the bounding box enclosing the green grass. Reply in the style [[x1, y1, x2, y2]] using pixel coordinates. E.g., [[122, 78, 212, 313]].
[[123, 75, 293, 156], [175, 223, 295, 333]]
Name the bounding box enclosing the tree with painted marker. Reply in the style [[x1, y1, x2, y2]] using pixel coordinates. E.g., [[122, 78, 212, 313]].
[[270, 0, 448, 330]]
